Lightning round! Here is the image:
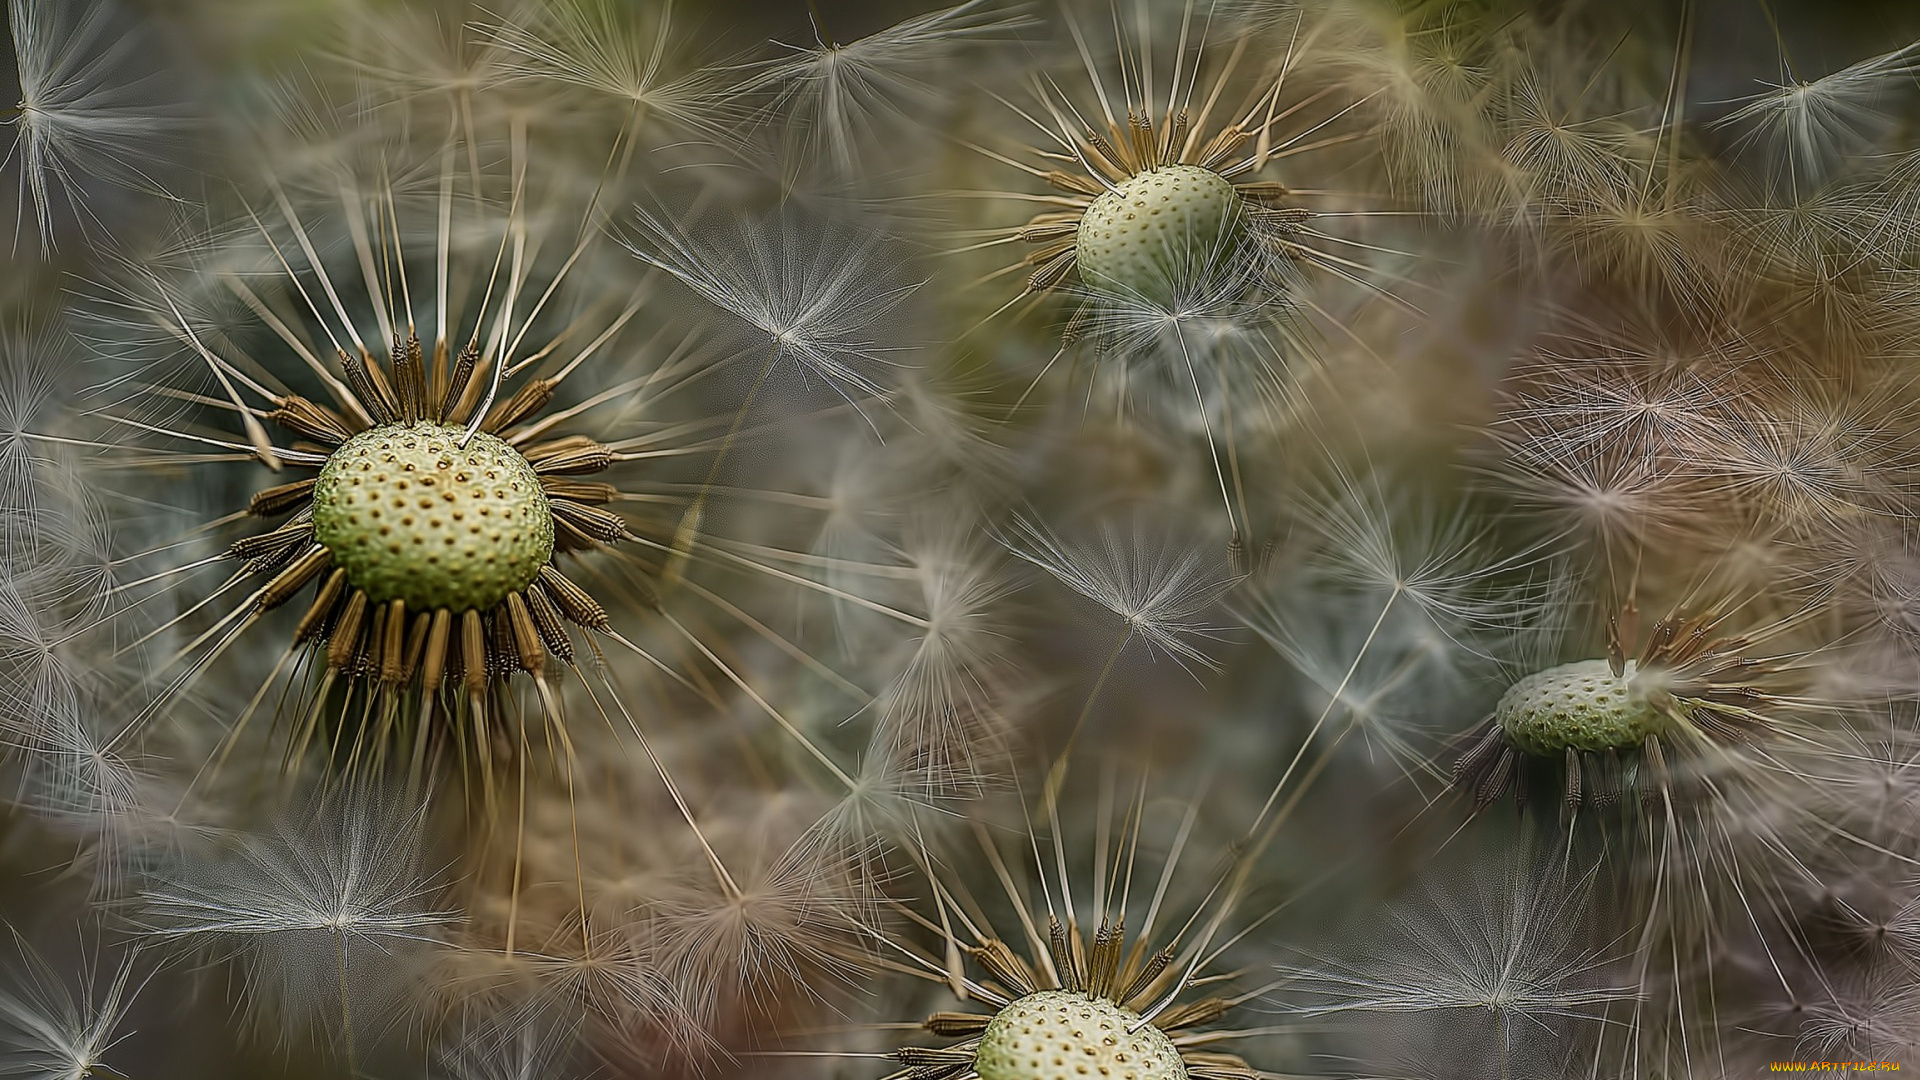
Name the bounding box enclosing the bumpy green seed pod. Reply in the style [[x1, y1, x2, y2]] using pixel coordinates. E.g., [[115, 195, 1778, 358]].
[[1494, 659, 1672, 757], [1075, 165, 1245, 302], [974, 990, 1187, 1080], [311, 422, 555, 615]]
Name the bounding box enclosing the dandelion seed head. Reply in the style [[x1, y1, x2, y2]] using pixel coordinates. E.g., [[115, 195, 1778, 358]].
[[1494, 658, 1668, 756], [1065, 214, 1299, 368], [1077, 164, 1246, 300], [72, 95, 747, 778], [310, 423, 556, 614], [874, 770, 1270, 1080], [1455, 599, 1812, 812], [975, 990, 1185, 1080], [975, 0, 1337, 329]]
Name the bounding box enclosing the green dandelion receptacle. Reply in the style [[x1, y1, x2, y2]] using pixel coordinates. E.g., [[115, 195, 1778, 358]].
[[311, 423, 555, 615], [1075, 165, 1245, 302], [974, 991, 1187, 1080], [1494, 659, 1673, 757], [1456, 606, 1794, 812]]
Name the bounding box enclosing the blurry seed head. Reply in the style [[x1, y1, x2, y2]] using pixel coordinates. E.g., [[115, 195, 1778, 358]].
[[644, 821, 872, 1022], [0, 323, 145, 842], [431, 1011, 587, 1080], [432, 735, 882, 1067], [1791, 969, 1920, 1063], [865, 516, 1019, 797], [430, 920, 696, 1075]]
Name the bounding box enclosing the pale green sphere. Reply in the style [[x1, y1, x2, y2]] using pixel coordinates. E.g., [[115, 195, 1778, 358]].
[[974, 990, 1187, 1080], [1495, 659, 1671, 756], [311, 422, 553, 613], [1075, 165, 1244, 302]]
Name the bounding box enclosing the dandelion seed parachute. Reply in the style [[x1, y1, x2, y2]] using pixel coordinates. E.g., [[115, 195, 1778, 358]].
[[1278, 841, 1635, 1079], [481, 0, 744, 151], [0, 925, 144, 1080], [423, 735, 880, 1073], [1238, 465, 1566, 787], [1003, 512, 1238, 672], [2, 0, 197, 255], [0, 318, 148, 852], [740, 0, 1039, 184], [135, 789, 453, 1051]]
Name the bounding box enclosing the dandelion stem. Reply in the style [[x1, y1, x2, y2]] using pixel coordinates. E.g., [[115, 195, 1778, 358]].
[[505, 735, 528, 957], [1044, 628, 1134, 817], [805, 0, 836, 49], [1248, 586, 1400, 835], [335, 932, 356, 1074], [664, 348, 778, 589], [1174, 327, 1238, 535]]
